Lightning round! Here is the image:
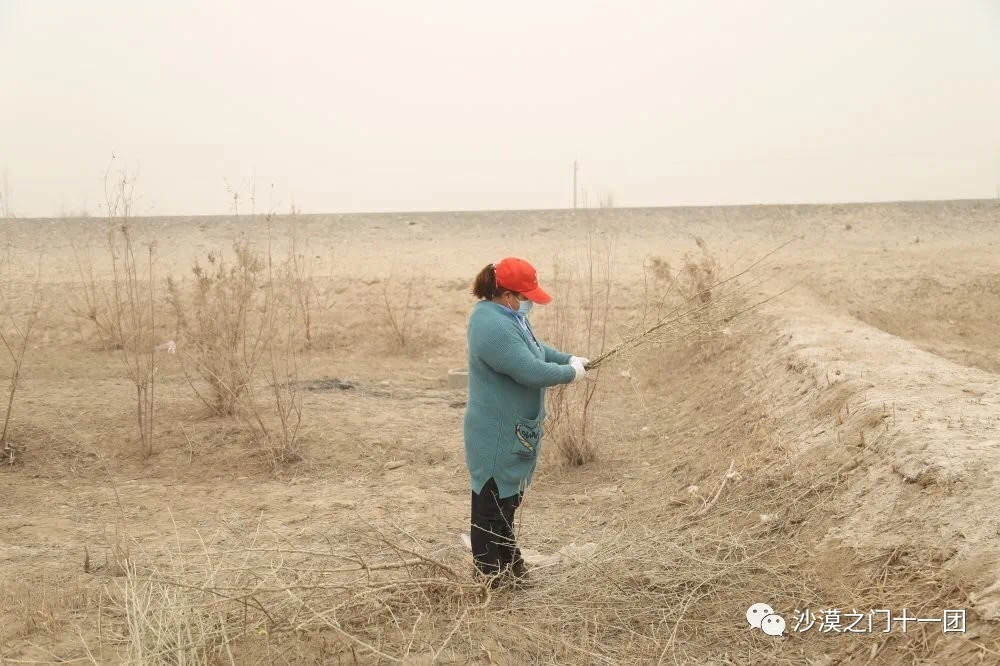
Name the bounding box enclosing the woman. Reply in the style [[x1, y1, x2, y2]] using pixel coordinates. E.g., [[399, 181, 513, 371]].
[[464, 257, 588, 587]]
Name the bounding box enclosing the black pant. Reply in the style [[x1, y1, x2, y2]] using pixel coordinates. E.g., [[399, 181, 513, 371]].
[[471, 478, 523, 576]]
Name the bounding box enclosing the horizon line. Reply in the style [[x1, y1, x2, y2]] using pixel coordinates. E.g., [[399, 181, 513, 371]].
[[3, 196, 998, 222]]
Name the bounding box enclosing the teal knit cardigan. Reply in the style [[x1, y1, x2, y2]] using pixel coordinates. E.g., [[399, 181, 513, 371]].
[[463, 300, 576, 498]]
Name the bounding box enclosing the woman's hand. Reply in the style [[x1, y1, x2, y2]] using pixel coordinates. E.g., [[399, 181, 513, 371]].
[[570, 355, 590, 368], [570, 357, 588, 383]]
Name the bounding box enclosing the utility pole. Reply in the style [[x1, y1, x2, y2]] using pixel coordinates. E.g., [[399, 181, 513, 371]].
[[0, 168, 10, 218], [995, 146, 999, 199], [573, 160, 578, 209]]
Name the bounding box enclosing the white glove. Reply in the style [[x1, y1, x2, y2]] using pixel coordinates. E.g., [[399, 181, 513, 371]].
[[570, 356, 590, 368], [570, 357, 587, 383]]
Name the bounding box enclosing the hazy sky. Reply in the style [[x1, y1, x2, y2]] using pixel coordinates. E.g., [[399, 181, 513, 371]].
[[1, 0, 998, 217]]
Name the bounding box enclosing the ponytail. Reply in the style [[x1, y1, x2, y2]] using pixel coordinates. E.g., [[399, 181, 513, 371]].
[[471, 263, 500, 300]]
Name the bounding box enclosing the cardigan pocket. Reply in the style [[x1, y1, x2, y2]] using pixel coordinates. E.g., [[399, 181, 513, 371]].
[[511, 414, 542, 461]]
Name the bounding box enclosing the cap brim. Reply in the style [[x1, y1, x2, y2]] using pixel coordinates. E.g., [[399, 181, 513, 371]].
[[522, 285, 552, 304]]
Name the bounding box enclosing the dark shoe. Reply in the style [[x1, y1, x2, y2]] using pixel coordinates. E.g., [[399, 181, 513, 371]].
[[473, 565, 507, 589], [489, 571, 515, 590], [511, 557, 530, 582], [474, 555, 534, 590]]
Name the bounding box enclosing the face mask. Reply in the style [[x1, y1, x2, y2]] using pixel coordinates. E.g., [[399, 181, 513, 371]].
[[518, 299, 534, 316]]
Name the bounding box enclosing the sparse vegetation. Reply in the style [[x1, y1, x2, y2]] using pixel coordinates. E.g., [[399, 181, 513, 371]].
[[283, 223, 320, 351], [381, 275, 417, 351], [0, 251, 41, 462], [237, 244, 305, 465], [100, 164, 161, 458], [166, 189, 305, 464], [167, 239, 270, 417], [3, 202, 1000, 664], [72, 240, 127, 350], [540, 236, 615, 467], [587, 237, 789, 371]]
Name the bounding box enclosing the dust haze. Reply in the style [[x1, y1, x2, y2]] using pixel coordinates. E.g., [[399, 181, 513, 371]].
[[1, 0, 998, 216], [3, 1, 1000, 664]]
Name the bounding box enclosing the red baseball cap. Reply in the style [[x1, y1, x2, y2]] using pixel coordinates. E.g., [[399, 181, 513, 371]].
[[494, 257, 552, 304]]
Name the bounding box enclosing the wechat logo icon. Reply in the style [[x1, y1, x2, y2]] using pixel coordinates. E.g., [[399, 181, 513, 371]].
[[747, 602, 785, 637]]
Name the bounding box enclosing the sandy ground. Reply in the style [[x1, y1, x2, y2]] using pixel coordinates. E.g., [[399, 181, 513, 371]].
[[1, 199, 1000, 664]]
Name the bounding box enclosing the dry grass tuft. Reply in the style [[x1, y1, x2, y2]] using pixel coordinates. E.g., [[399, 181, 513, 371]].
[[95, 520, 490, 664], [71, 242, 127, 351], [380, 275, 417, 352], [0, 578, 92, 647], [281, 224, 323, 351]]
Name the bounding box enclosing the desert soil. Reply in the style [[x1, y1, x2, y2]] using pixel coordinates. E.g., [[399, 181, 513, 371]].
[[1, 200, 999, 664]]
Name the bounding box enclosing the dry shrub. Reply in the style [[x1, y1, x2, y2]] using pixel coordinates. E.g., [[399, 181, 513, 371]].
[[376, 272, 444, 355], [167, 239, 268, 417], [538, 236, 615, 467], [541, 236, 744, 467], [166, 236, 304, 465], [0, 252, 41, 460], [69, 164, 164, 457], [112, 227, 160, 459], [245, 299, 305, 466], [588, 238, 791, 372], [72, 241, 126, 351], [641, 237, 721, 329], [672, 237, 728, 340], [380, 276, 417, 352], [680, 236, 722, 304], [282, 222, 323, 351]]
